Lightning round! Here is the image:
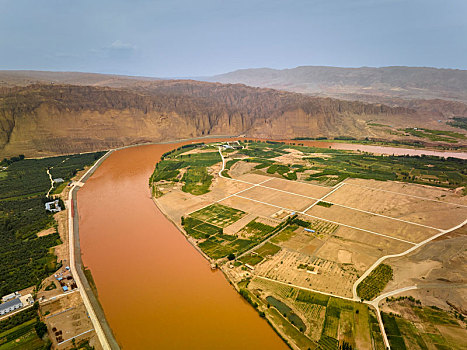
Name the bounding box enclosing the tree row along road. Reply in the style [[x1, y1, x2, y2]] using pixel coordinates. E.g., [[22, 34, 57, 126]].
[[217, 146, 467, 350]]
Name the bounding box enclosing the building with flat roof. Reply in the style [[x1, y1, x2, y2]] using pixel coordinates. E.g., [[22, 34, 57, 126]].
[[2, 292, 20, 303], [0, 298, 23, 316], [45, 199, 62, 213], [19, 294, 34, 307]]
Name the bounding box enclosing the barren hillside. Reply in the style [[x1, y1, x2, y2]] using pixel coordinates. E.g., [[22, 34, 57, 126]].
[[0, 80, 424, 157], [208, 66, 467, 103]]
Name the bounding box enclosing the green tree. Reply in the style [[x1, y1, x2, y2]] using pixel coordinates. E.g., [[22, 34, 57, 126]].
[[35, 321, 48, 338]]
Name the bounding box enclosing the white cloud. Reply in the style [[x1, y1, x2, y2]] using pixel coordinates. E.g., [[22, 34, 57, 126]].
[[108, 40, 136, 51]]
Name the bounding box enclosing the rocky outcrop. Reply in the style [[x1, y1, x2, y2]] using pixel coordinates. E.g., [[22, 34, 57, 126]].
[[0, 81, 417, 157]]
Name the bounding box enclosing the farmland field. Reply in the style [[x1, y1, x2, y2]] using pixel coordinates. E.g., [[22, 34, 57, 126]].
[[189, 203, 246, 228], [153, 140, 467, 350]]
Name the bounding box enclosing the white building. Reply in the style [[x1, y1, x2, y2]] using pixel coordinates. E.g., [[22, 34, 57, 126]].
[[45, 199, 62, 213], [1, 292, 20, 303], [0, 298, 23, 316], [19, 294, 34, 307]]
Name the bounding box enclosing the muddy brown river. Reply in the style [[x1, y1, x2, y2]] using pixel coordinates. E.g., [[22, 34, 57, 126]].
[[77, 142, 289, 349], [77, 138, 465, 349]]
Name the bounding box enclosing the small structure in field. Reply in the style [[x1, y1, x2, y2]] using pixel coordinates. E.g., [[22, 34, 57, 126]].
[[53, 178, 64, 183], [45, 199, 62, 213], [19, 294, 34, 306]]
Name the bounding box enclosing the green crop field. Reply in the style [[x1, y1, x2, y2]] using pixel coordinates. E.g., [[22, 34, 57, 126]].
[[151, 145, 221, 195], [238, 253, 264, 265], [382, 313, 407, 350], [188, 213, 300, 260], [317, 334, 339, 350], [239, 242, 281, 266], [271, 224, 299, 243], [254, 242, 281, 256], [182, 205, 269, 260], [189, 203, 246, 228], [241, 220, 276, 239], [0, 307, 45, 350], [182, 166, 213, 195], [238, 141, 288, 159], [356, 264, 393, 300], [182, 217, 209, 239], [267, 164, 298, 180]]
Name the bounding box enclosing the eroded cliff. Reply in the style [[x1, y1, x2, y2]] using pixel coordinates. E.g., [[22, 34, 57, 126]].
[[0, 81, 417, 157]]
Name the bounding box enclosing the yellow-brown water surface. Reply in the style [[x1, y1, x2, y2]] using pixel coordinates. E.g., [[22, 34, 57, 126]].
[[77, 142, 289, 349]]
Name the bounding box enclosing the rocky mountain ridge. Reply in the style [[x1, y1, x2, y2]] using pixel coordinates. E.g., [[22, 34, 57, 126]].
[[0, 80, 421, 157]]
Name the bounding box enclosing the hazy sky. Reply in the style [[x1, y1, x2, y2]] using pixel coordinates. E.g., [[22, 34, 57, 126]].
[[1, 0, 466, 77]]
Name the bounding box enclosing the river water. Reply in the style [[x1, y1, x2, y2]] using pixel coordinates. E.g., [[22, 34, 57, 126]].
[[295, 140, 467, 159], [77, 138, 465, 349], [77, 142, 289, 349]]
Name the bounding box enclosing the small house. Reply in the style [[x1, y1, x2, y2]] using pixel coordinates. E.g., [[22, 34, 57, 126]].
[[45, 199, 62, 213]]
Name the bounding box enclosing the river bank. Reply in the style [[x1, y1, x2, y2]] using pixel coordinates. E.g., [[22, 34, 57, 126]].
[[76, 140, 289, 349]]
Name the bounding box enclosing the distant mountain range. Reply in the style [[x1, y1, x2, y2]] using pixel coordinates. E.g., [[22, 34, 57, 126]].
[[207, 66, 467, 103]]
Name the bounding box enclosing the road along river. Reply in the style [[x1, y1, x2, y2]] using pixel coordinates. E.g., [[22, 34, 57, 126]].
[[77, 141, 289, 350]]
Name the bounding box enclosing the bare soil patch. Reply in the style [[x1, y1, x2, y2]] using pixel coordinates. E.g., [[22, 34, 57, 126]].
[[264, 177, 332, 198], [229, 160, 258, 177], [306, 204, 437, 243], [241, 186, 315, 212], [326, 182, 467, 229], [37, 227, 56, 237]]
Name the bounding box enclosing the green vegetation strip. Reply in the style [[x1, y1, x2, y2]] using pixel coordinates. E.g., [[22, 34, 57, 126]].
[[357, 264, 393, 300], [447, 117, 467, 131], [403, 128, 465, 143]]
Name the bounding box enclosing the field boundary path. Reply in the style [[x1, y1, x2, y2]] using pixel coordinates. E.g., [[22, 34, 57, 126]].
[[68, 150, 119, 350]]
